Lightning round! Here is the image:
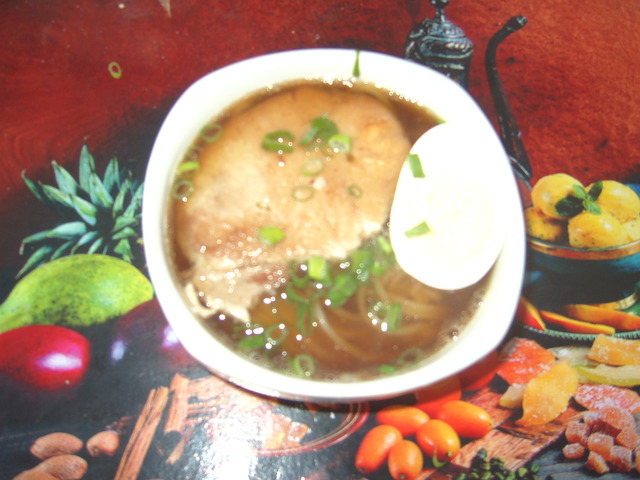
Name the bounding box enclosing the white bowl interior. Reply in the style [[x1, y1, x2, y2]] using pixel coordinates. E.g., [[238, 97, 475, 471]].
[[142, 48, 526, 402]]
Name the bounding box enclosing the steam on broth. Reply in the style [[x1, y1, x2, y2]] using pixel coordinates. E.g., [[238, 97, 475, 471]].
[[168, 81, 487, 381]]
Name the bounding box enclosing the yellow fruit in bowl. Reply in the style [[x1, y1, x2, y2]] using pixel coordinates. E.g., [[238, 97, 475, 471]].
[[589, 180, 640, 223], [624, 218, 640, 242], [524, 206, 566, 243], [568, 210, 628, 249], [531, 173, 583, 220]]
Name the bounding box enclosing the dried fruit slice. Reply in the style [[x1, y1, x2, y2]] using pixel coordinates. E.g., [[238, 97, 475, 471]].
[[577, 364, 640, 387], [587, 432, 614, 460], [574, 384, 640, 413], [565, 421, 590, 446], [562, 443, 586, 460], [497, 337, 555, 385], [516, 297, 546, 331], [499, 383, 526, 409], [565, 304, 640, 332], [549, 345, 592, 367], [516, 360, 579, 426], [588, 334, 640, 366], [540, 310, 615, 335]]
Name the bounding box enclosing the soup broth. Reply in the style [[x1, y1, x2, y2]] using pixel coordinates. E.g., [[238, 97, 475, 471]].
[[167, 80, 487, 381]]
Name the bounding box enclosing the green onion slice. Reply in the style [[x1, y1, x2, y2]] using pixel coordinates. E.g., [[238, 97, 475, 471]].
[[288, 262, 310, 289], [237, 324, 268, 350], [405, 221, 431, 238], [302, 157, 324, 176], [386, 302, 403, 332], [353, 49, 361, 77], [300, 115, 338, 145], [398, 348, 422, 366], [108, 61, 123, 79], [200, 122, 223, 143], [291, 185, 314, 202], [291, 354, 316, 377], [307, 256, 329, 282], [176, 160, 200, 175], [264, 324, 288, 347], [328, 133, 351, 153], [296, 302, 314, 336], [379, 364, 396, 374], [407, 153, 426, 178], [347, 184, 363, 198], [351, 247, 374, 283], [171, 179, 194, 199], [327, 272, 359, 307], [263, 130, 295, 153], [258, 226, 285, 247]]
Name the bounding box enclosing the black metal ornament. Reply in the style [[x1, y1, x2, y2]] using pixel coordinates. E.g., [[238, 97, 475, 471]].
[[405, 0, 474, 89]]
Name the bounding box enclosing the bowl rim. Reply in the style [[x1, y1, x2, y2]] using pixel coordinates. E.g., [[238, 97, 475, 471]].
[[142, 48, 526, 402]]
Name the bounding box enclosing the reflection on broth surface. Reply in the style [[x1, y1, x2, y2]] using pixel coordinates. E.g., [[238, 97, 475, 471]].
[[167, 81, 487, 381]]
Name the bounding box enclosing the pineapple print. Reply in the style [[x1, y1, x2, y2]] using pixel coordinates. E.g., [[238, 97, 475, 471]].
[[19, 144, 144, 277]]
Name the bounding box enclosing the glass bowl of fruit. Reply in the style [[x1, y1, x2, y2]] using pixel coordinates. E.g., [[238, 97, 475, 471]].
[[521, 172, 640, 342]]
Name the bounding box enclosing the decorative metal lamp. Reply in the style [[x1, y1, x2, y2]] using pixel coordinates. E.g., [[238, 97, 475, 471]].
[[405, 0, 474, 89]]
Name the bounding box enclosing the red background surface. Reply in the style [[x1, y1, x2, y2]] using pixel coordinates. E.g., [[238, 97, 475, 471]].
[[2, 0, 639, 268]]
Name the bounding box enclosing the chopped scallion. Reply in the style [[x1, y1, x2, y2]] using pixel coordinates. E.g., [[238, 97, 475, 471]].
[[407, 153, 426, 178], [176, 160, 200, 175], [285, 284, 308, 304], [258, 226, 285, 247], [328, 133, 351, 153], [307, 256, 328, 281], [386, 302, 402, 332], [108, 61, 123, 79], [353, 49, 361, 77], [263, 130, 295, 153], [288, 262, 310, 289], [351, 247, 374, 283], [302, 157, 324, 176], [398, 348, 422, 366], [296, 302, 314, 336], [379, 364, 396, 374], [171, 179, 194, 199], [291, 185, 314, 202], [200, 122, 223, 143], [327, 272, 359, 307], [375, 235, 393, 256], [264, 324, 288, 347], [291, 354, 316, 377], [300, 115, 338, 146], [405, 221, 431, 238], [348, 184, 363, 198]]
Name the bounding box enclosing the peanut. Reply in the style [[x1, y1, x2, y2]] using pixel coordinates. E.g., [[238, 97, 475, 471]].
[[86, 430, 119, 457], [32, 454, 87, 480], [30, 433, 83, 460], [12, 470, 58, 480]]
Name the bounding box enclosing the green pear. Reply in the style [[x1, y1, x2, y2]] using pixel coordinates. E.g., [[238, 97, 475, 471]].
[[0, 254, 154, 333]]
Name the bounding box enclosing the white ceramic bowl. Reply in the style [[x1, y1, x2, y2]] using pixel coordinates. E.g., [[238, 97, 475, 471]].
[[143, 48, 526, 402]]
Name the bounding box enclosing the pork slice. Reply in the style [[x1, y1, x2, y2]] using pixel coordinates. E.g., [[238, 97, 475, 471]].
[[173, 85, 411, 315]]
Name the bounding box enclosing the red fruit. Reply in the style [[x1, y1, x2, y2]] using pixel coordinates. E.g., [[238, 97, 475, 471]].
[[110, 298, 195, 370], [416, 419, 460, 463], [375, 404, 430, 437], [414, 376, 462, 417], [355, 425, 403, 474], [436, 401, 493, 439], [0, 325, 91, 393]]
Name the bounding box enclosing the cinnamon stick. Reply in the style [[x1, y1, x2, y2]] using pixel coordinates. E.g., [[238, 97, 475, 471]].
[[164, 373, 190, 436], [114, 386, 169, 480]]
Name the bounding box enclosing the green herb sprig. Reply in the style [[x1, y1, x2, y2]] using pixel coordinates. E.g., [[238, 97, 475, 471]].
[[555, 181, 603, 218]]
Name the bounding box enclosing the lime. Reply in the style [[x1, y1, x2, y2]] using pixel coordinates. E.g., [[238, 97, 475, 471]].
[[0, 254, 154, 333]]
